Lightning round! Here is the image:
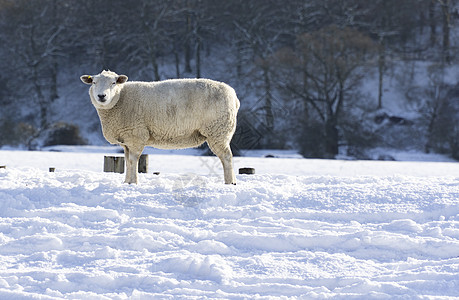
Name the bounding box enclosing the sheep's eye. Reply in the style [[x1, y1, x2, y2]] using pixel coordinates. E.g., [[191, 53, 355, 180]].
[[92, 81, 96, 85], [112, 82, 116, 85]]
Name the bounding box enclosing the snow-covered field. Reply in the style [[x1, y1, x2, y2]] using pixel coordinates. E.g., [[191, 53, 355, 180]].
[[1, 148, 459, 299]]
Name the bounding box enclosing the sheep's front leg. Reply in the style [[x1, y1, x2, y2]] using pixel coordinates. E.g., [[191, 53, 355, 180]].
[[123, 145, 144, 184]]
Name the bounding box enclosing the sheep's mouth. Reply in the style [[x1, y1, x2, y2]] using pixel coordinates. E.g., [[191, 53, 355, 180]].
[[98, 99, 107, 103]]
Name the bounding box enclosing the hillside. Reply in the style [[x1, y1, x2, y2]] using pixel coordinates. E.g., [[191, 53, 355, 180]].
[[1, 1, 459, 160]]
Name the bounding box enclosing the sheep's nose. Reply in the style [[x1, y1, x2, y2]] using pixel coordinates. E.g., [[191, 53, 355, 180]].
[[98, 94, 106, 101]]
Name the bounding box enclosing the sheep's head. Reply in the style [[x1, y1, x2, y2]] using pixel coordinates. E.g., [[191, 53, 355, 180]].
[[80, 70, 128, 109]]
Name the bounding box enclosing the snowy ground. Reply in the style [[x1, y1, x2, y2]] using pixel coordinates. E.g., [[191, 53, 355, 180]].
[[1, 148, 459, 299]]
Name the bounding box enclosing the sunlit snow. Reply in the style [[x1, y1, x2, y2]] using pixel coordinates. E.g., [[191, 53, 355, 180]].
[[0, 148, 458, 299]]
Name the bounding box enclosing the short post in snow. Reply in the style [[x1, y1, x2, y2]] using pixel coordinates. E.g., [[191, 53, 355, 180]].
[[104, 155, 148, 174], [104, 156, 124, 173], [138, 154, 148, 173], [239, 167, 255, 175]]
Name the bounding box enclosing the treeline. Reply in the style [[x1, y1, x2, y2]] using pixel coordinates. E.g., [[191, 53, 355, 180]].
[[0, 0, 458, 158]]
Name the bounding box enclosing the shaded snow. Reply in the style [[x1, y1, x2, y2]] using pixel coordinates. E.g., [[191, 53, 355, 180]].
[[0, 149, 459, 298]]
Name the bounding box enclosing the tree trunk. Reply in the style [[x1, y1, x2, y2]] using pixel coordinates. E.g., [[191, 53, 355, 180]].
[[377, 38, 386, 109], [195, 36, 201, 78], [184, 40, 192, 73], [263, 67, 274, 130], [174, 49, 181, 78], [425, 92, 440, 153], [50, 62, 59, 103], [429, 0, 437, 47], [49, 0, 59, 105], [152, 52, 160, 81], [30, 28, 47, 132], [324, 117, 339, 158], [101, 35, 109, 70], [236, 40, 243, 78], [441, 0, 451, 63], [173, 37, 181, 78], [184, 4, 193, 74]]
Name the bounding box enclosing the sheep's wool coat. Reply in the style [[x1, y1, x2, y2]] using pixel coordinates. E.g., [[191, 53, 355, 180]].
[[82, 70, 240, 184], [99, 78, 239, 150]]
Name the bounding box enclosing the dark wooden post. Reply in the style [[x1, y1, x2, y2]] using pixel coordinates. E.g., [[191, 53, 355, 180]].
[[104, 155, 148, 174], [239, 167, 255, 174], [138, 154, 148, 173], [104, 156, 125, 173]]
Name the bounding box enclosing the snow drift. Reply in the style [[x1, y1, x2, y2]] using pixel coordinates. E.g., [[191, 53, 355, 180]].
[[0, 149, 459, 298]]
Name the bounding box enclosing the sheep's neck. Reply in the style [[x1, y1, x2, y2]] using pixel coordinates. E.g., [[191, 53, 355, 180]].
[[95, 90, 122, 135], [96, 96, 121, 122]]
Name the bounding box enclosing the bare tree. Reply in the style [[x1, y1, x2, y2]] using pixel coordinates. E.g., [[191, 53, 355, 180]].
[[345, 0, 425, 109], [139, 0, 172, 81], [229, 0, 289, 130], [438, 0, 457, 63], [406, 64, 459, 155], [184, 0, 217, 78], [3, 0, 72, 148], [276, 26, 375, 157]]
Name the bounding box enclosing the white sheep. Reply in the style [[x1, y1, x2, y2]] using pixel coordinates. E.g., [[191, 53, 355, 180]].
[[80, 70, 240, 184]]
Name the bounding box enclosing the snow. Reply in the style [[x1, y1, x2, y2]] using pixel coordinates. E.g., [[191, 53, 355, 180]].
[[1, 148, 459, 299]]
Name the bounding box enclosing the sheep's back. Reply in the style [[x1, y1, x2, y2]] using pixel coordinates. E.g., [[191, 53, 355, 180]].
[[116, 79, 238, 136]]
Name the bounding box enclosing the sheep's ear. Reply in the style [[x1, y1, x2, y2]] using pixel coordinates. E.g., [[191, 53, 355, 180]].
[[80, 75, 93, 85], [117, 75, 128, 84]]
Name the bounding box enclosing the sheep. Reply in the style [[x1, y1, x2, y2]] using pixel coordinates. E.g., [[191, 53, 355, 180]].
[[80, 70, 240, 185]]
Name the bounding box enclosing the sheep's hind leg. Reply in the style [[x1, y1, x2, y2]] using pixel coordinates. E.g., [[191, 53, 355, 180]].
[[207, 140, 236, 185], [123, 145, 144, 184]]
